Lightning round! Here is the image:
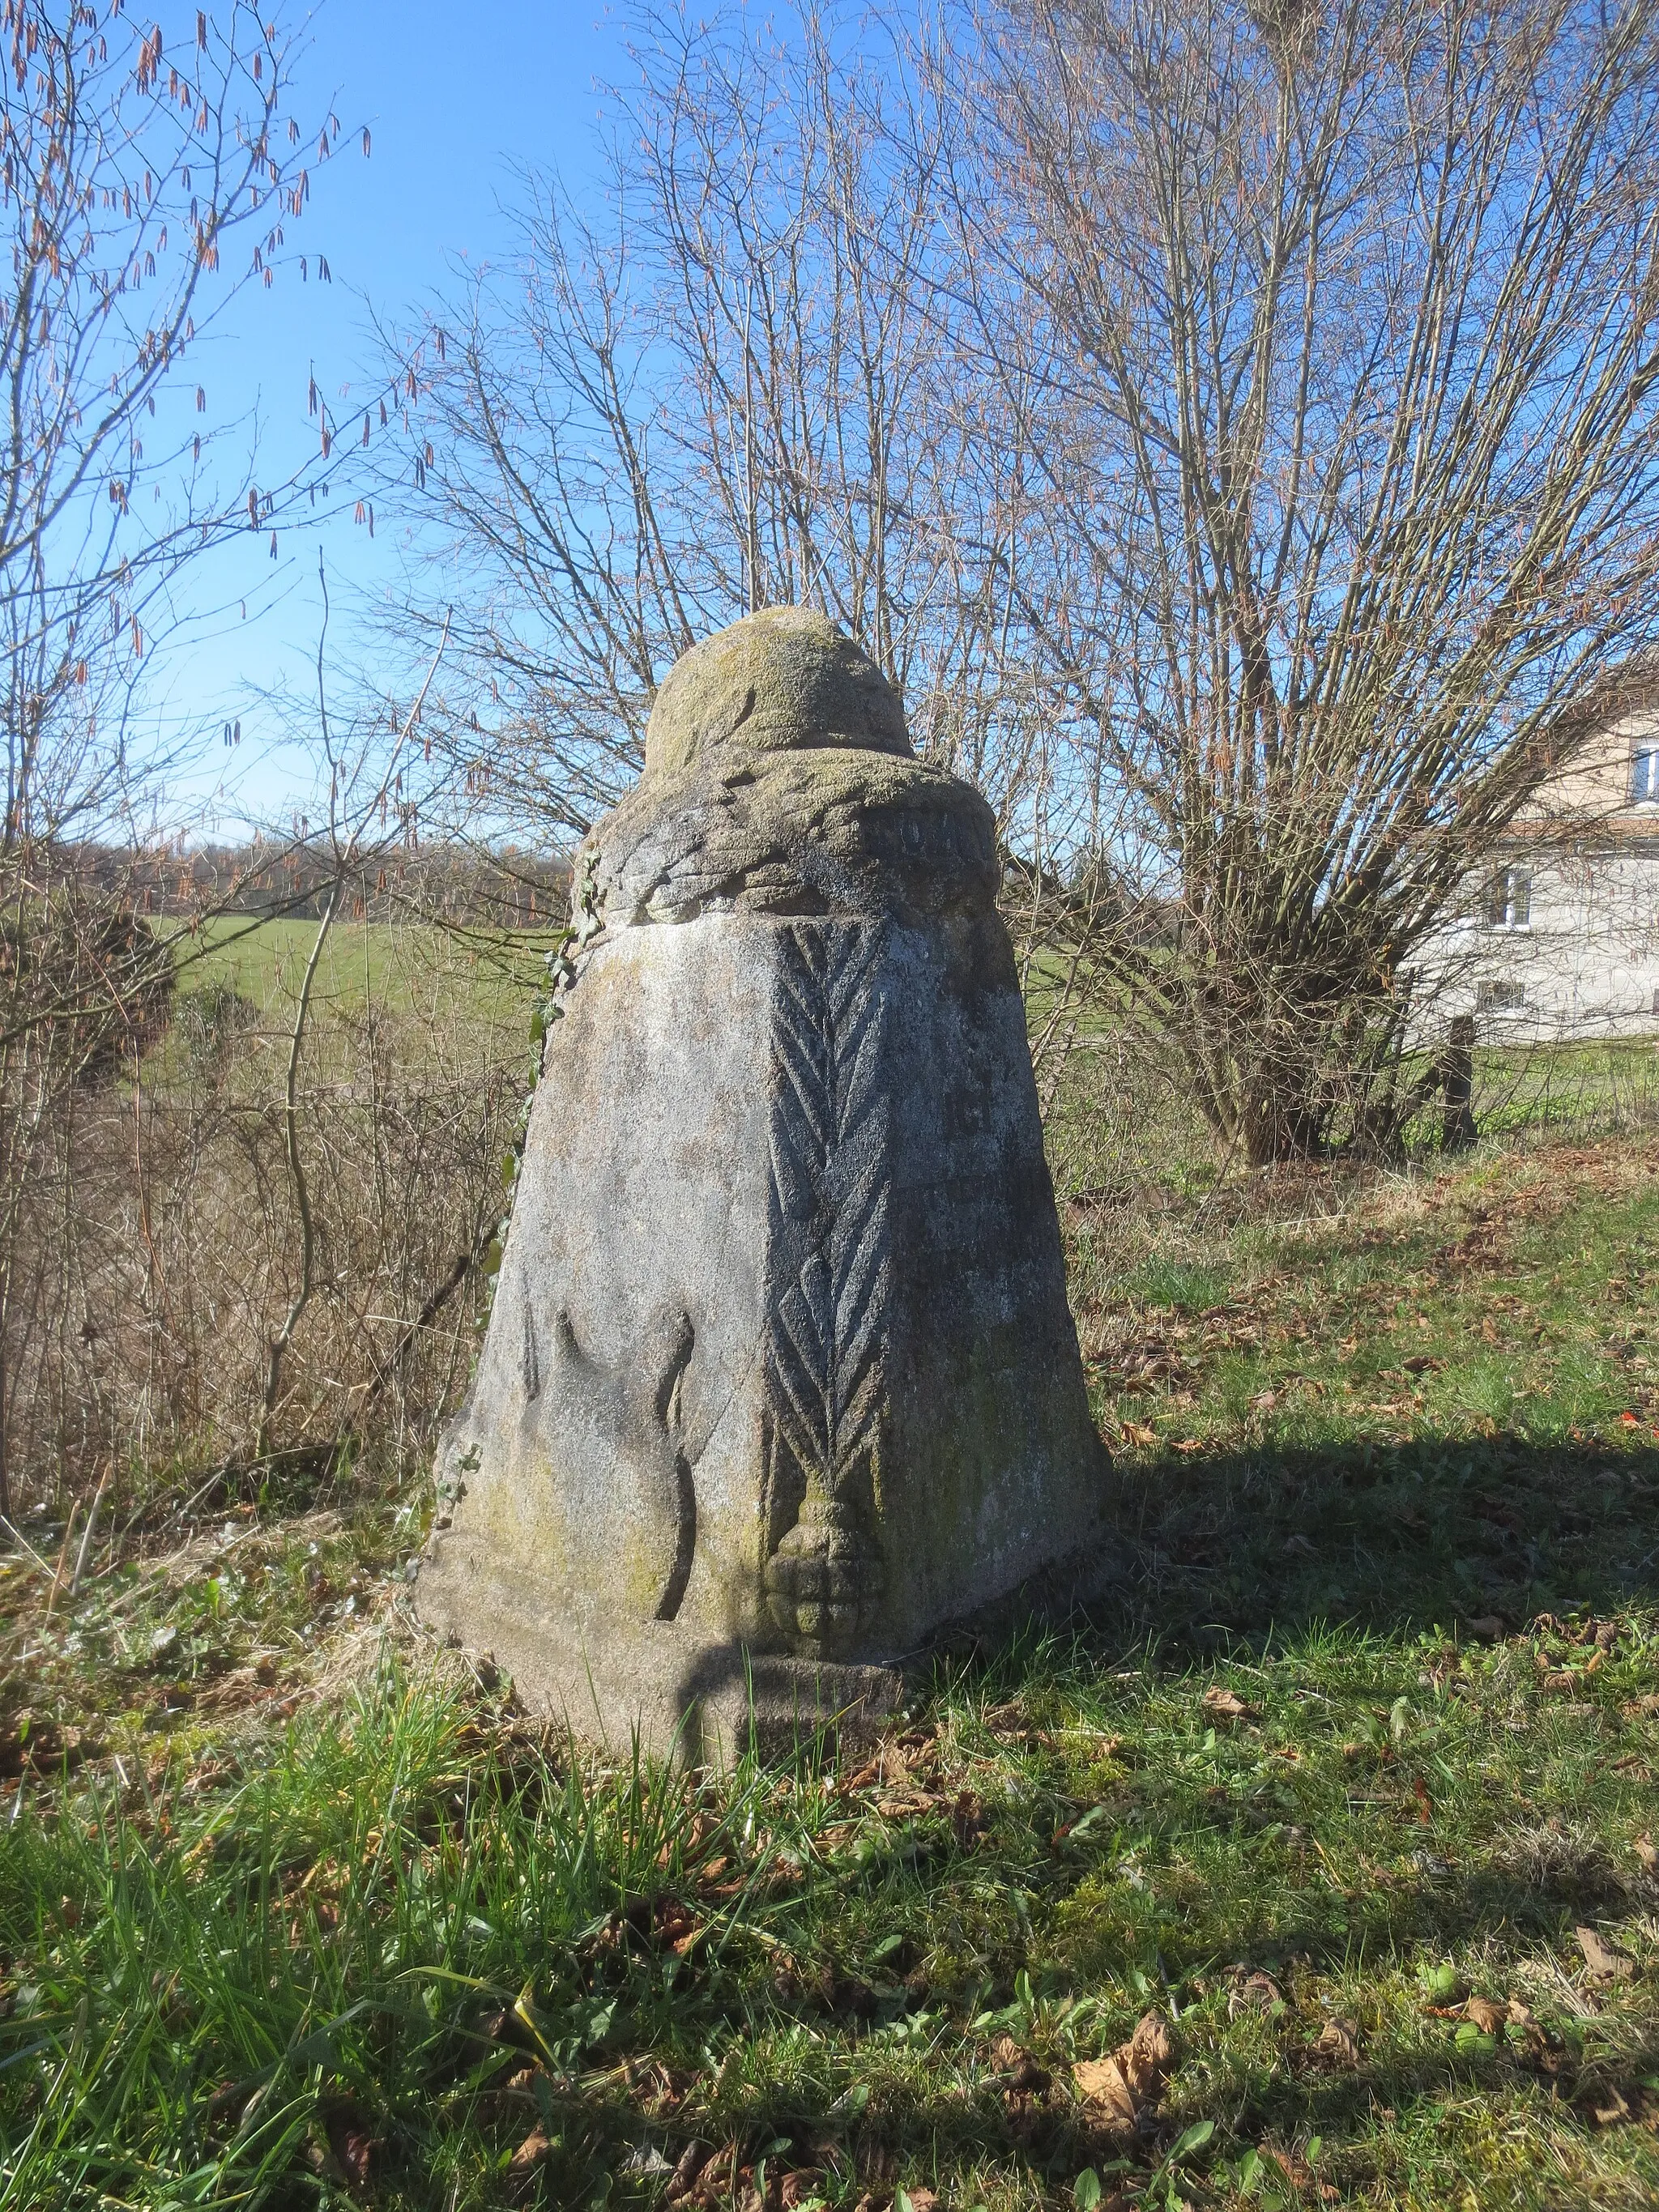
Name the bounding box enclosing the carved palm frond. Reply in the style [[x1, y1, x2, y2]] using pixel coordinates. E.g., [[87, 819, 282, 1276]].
[[765, 922, 891, 1499]]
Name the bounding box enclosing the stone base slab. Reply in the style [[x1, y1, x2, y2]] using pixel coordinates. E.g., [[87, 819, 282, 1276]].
[[420, 1557, 901, 1766]]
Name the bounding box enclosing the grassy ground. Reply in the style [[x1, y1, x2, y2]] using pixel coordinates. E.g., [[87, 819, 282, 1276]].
[[1039, 1024, 1659, 1205], [167, 917, 554, 1023], [4, 1128, 1659, 2209]]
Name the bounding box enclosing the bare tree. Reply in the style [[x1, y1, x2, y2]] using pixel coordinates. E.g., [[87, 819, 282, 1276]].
[[373, 4, 1081, 875], [0, 0, 343, 847], [0, 0, 338, 1515], [945, 0, 1659, 1161], [254, 558, 450, 1458]]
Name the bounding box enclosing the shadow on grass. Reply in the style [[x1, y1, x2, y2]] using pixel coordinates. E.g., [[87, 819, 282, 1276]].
[[1089, 1428, 1659, 1651], [256, 1426, 1659, 2206], [406, 2002, 1659, 2210], [13, 1430, 1659, 2209]]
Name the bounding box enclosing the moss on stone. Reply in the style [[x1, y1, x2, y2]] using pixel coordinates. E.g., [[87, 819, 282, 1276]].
[[643, 607, 911, 778]]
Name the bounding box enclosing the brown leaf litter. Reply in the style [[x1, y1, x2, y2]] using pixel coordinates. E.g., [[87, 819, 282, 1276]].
[[1576, 1925, 1636, 1984], [1311, 2017, 1361, 2069], [1072, 2009, 1175, 2141], [1201, 1686, 1256, 1724]]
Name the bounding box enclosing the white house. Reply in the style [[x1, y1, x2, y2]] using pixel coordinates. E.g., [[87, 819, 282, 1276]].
[[1422, 687, 1659, 1038]]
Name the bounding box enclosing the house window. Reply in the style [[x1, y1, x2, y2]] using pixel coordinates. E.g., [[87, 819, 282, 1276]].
[[1478, 980, 1527, 1012], [1632, 745, 1659, 803], [1484, 865, 1531, 928]]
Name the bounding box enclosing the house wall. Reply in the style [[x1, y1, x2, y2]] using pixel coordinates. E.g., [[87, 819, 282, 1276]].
[[1523, 703, 1659, 820], [1416, 705, 1659, 1038]]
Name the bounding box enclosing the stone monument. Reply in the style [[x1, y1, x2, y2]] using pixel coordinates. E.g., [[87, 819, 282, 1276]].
[[417, 607, 1110, 1759]]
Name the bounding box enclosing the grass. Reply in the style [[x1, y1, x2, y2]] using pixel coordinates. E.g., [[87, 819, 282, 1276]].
[[4, 1126, 1659, 2208], [1469, 1041, 1659, 1144], [166, 916, 556, 1023], [1040, 1022, 1659, 1208]]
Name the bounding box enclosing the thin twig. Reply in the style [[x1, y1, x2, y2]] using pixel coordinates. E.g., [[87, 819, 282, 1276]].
[[254, 563, 452, 1456], [359, 1210, 500, 1419]]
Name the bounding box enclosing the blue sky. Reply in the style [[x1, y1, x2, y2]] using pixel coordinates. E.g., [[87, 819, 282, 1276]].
[[150, 0, 629, 837]]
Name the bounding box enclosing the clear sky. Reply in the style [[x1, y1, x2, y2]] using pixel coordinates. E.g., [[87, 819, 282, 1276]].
[[148, 0, 629, 839]]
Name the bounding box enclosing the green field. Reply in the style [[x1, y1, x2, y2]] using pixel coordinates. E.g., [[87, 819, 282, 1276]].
[[4, 1125, 1659, 2208], [165, 917, 557, 1025]]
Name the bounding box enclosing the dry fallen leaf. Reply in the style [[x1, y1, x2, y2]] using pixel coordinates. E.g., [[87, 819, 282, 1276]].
[[1120, 1420, 1158, 1448], [992, 2035, 1051, 2093], [1464, 1996, 1505, 2035], [667, 2141, 716, 2212], [1073, 2052, 1137, 2130], [1266, 2145, 1340, 2202], [650, 1898, 697, 1948], [324, 2110, 378, 2192], [1634, 1835, 1657, 1873], [1073, 2010, 1175, 2139], [1576, 1926, 1635, 1983], [665, 2141, 715, 2204], [507, 2129, 551, 2176], [1201, 1686, 1256, 1724], [1313, 2016, 1360, 2068], [1500, 1997, 1542, 2052], [950, 1788, 988, 1846], [1226, 1967, 1284, 2018], [1119, 2010, 1175, 2099]]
